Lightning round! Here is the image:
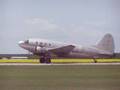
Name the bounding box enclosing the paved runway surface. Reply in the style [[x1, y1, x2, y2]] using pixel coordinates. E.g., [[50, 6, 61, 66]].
[[0, 63, 120, 90], [0, 63, 120, 66]]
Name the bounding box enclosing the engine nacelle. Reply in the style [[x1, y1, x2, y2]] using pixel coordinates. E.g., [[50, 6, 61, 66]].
[[35, 46, 48, 53]]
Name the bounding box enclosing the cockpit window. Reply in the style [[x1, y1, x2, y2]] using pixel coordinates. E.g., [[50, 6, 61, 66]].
[[24, 40, 29, 44]]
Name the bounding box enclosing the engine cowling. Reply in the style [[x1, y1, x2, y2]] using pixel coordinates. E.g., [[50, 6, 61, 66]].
[[35, 46, 48, 53]]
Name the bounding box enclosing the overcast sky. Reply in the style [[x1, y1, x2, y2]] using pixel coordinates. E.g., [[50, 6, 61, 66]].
[[0, 0, 120, 53]]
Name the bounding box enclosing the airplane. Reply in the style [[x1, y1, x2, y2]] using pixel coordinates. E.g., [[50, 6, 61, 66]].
[[18, 33, 115, 63]]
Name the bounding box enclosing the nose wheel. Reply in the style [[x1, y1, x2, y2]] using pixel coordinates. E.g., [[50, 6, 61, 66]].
[[39, 52, 51, 63]]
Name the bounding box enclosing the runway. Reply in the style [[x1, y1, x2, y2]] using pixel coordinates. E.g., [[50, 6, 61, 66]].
[[0, 63, 120, 66]]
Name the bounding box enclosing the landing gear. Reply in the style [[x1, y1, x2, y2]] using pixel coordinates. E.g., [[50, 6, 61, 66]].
[[39, 56, 45, 63], [39, 52, 51, 63], [93, 58, 97, 63]]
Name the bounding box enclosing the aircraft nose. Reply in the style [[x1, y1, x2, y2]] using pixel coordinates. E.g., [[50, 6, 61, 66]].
[[18, 41, 27, 49], [18, 40, 32, 51], [18, 41, 24, 45], [18, 41, 25, 48]]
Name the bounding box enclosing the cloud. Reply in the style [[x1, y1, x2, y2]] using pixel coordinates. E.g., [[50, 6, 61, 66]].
[[0, 17, 119, 53], [25, 18, 58, 31], [24, 18, 120, 48]]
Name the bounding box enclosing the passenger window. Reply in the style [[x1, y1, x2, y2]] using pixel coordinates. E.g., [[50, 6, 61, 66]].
[[49, 43, 51, 46], [39, 42, 42, 46], [39, 42, 44, 47], [44, 43, 47, 46], [35, 41, 38, 45]]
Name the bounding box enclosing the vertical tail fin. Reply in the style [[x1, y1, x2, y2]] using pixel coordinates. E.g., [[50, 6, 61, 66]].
[[96, 34, 115, 54]]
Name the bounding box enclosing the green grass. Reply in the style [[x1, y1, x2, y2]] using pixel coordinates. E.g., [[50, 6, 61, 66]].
[[0, 58, 120, 63], [0, 65, 120, 90]]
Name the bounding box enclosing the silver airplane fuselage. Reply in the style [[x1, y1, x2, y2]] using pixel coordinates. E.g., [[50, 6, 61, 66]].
[[18, 34, 114, 58]]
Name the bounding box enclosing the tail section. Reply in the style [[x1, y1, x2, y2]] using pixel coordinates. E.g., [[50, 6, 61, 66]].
[[96, 34, 115, 54]]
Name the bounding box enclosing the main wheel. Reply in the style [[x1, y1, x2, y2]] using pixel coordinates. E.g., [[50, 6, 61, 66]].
[[39, 52, 46, 63], [39, 52, 51, 63], [45, 57, 51, 63], [40, 56, 45, 63], [45, 53, 51, 63]]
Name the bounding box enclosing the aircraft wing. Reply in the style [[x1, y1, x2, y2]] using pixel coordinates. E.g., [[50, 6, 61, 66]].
[[48, 45, 75, 54]]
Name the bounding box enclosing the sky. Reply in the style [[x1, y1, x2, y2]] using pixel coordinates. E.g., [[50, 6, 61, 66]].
[[0, 0, 120, 53]]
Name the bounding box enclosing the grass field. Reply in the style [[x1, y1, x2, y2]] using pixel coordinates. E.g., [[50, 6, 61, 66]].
[[0, 58, 120, 63], [0, 65, 120, 90]]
